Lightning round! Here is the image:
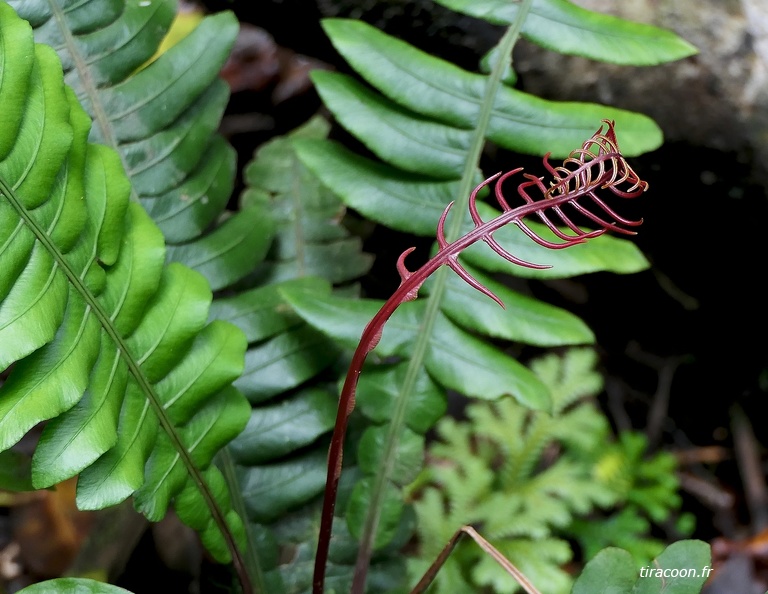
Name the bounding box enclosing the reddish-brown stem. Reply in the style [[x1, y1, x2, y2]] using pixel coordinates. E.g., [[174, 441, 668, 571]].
[[312, 121, 647, 593]]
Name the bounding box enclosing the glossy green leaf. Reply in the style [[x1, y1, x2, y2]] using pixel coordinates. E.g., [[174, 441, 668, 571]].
[[426, 262, 595, 346], [17, 578, 133, 594], [432, 0, 698, 65], [9, 0, 252, 291], [281, 289, 550, 410], [321, 19, 662, 158], [296, 140, 458, 236], [279, 287, 414, 355], [164, 206, 273, 291], [228, 387, 337, 465], [238, 450, 328, 523], [134, 386, 250, 521], [312, 70, 471, 179], [0, 5, 248, 562], [356, 364, 446, 434], [358, 425, 425, 486], [140, 136, 234, 244], [430, 314, 549, 409], [235, 325, 339, 403], [209, 278, 330, 343]]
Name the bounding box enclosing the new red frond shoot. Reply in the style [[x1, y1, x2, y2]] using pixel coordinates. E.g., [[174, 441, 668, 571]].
[[313, 119, 648, 594]]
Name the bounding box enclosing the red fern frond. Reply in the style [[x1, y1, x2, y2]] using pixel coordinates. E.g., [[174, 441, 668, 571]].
[[397, 119, 647, 307], [313, 119, 648, 594]]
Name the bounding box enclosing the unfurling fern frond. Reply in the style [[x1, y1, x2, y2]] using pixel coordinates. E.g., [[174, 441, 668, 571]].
[[425, 120, 646, 306], [0, 3, 249, 576], [294, 120, 648, 592]]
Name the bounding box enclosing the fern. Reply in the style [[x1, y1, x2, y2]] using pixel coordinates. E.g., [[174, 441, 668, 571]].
[[213, 118, 386, 594], [408, 349, 683, 594], [0, 1, 702, 592], [433, 0, 697, 66], [568, 431, 689, 563], [283, 2, 694, 590], [4, 0, 378, 588], [7, 0, 270, 290], [0, 1, 249, 577]]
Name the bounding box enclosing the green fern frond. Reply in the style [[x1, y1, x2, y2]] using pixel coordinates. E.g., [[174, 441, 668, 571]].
[[286, 5, 676, 571], [569, 508, 661, 563], [0, 3, 248, 563], [411, 349, 680, 593], [240, 116, 373, 286], [530, 347, 604, 414], [568, 430, 687, 563], [473, 538, 573, 594], [211, 118, 377, 593], [432, 0, 698, 65], [7, 0, 268, 290]]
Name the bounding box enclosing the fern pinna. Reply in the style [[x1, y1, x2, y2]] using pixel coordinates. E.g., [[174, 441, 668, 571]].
[[0, 4, 251, 587], [309, 120, 648, 593]]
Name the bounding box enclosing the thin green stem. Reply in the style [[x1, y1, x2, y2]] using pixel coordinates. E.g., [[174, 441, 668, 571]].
[[350, 3, 534, 591]]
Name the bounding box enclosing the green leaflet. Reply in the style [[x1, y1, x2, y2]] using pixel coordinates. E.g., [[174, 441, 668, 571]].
[[572, 541, 710, 594], [356, 364, 446, 435], [296, 141, 649, 277], [0, 4, 248, 563], [316, 19, 663, 159], [8, 0, 263, 289], [280, 289, 550, 411], [295, 140, 458, 236], [215, 118, 378, 592], [432, 0, 697, 65], [423, 261, 594, 346], [312, 70, 472, 179], [346, 477, 404, 550], [17, 578, 133, 594]]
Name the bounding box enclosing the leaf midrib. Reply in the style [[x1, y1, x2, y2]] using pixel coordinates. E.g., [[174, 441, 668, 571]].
[[47, 0, 138, 203], [0, 176, 186, 486]]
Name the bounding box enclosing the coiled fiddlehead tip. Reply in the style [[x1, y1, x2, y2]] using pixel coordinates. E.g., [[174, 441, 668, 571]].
[[436, 121, 647, 307]]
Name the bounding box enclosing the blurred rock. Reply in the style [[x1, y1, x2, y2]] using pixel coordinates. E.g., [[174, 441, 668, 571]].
[[221, 23, 330, 104], [514, 0, 768, 180]]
